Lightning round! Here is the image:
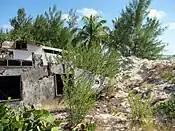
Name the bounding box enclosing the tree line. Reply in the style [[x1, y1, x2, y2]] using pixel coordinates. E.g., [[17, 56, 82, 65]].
[[0, 0, 167, 59]]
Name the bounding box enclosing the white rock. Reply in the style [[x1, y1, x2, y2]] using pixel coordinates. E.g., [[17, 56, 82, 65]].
[[115, 90, 128, 98]]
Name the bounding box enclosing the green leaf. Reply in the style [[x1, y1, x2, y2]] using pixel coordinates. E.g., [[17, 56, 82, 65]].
[[0, 124, 4, 131], [1, 118, 9, 123], [45, 114, 55, 123], [37, 126, 41, 131], [18, 128, 23, 131], [51, 127, 59, 131], [16, 115, 20, 121]]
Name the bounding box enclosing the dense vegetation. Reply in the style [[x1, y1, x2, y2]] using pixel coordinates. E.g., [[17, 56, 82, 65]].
[[0, 0, 167, 59], [59, 43, 119, 129], [0, 98, 59, 131], [1, 0, 174, 130]]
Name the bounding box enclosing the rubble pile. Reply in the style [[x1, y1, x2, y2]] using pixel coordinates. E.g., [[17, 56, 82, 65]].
[[86, 56, 175, 131]]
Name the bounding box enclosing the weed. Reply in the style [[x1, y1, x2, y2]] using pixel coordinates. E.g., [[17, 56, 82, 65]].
[[128, 91, 153, 125], [155, 100, 175, 123]]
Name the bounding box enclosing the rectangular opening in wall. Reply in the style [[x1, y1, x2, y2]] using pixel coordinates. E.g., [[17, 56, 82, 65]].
[[22, 60, 33, 66], [15, 40, 27, 50], [55, 74, 73, 96], [43, 49, 62, 56], [0, 59, 7, 66], [16, 42, 21, 49], [0, 75, 21, 101], [8, 59, 21, 66]]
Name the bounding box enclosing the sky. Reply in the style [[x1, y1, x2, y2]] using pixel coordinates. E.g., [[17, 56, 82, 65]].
[[0, 0, 175, 55]]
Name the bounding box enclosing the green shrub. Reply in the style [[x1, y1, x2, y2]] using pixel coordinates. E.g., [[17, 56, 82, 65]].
[[159, 69, 175, 84], [160, 70, 172, 81], [84, 122, 96, 131], [155, 100, 175, 123], [63, 72, 96, 127], [61, 43, 119, 78], [128, 92, 153, 124], [58, 43, 119, 128], [0, 98, 59, 131]]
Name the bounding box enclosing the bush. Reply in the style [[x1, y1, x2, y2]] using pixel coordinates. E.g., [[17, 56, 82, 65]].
[[128, 92, 153, 124], [0, 98, 59, 131], [61, 43, 119, 78], [155, 100, 175, 123], [59, 43, 119, 128], [159, 69, 175, 84], [63, 72, 96, 127]]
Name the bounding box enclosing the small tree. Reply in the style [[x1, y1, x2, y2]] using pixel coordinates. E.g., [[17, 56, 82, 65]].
[[32, 5, 65, 48], [58, 42, 119, 127], [111, 0, 167, 59], [10, 8, 33, 41]]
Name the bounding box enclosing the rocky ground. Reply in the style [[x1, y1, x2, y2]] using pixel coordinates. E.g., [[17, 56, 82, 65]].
[[53, 56, 175, 131]]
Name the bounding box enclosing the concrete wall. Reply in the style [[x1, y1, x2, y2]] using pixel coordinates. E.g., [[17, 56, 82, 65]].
[[12, 44, 48, 66], [0, 65, 64, 105], [0, 64, 108, 105], [21, 68, 56, 104]]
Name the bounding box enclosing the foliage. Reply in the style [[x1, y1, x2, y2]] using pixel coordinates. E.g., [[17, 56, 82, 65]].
[[111, 0, 166, 59], [64, 9, 80, 48], [66, 9, 79, 29], [10, 8, 33, 41], [62, 43, 119, 78], [9, 5, 77, 49], [32, 5, 65, 48], [63, 71, 96, 127], [128, 91, 153, 124], [155, 100, 175, 123], [159, 68, 175, 84], [0, 29, 10, 47], [58, 42, 119, 127], [3, 2, 167, 59], [0, 98, 59, 131], [78, 15, 109, 48], [128, 91, 175, 130], [131, 121, 174, 131], [84, 122, 96, 131]]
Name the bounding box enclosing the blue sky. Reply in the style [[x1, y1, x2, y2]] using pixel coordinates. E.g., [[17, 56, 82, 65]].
[[0, 0, 175, 55]]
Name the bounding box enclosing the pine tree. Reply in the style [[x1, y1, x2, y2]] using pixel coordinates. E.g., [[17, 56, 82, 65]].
[[32, 5, 65, 48], [111, 0, 167, 59], [10, 8, 33, 41]]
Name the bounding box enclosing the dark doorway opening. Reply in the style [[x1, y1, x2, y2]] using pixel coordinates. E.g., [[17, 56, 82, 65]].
[[55, 74, 63, 95], [55, 74, 73, 96], [0, 59, 7, 66], [8, 60, 21, 66], [16, 40, 27, 50], [0, 76, 21, 101], [22, 60, 33, 66]]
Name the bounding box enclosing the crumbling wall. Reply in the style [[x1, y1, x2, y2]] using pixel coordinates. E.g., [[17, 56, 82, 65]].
[[22, 69, 56, 104], [21, 65, 63, 104], [0, 67, 32, 76], [0, 63, 108, 105], [0, 64, 64, 105]]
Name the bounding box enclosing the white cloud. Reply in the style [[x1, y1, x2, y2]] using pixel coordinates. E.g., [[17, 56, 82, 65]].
[[147, 9, 165, 19], [61, 14, 69, 20], [77, 8, 102, 17], [165, 22, 175, 30], [161, 29, 175, 55], [0, 24, 13, 31]]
